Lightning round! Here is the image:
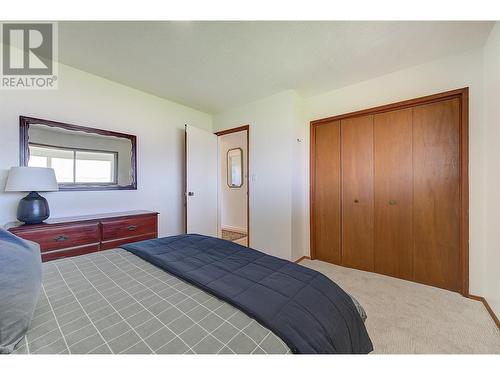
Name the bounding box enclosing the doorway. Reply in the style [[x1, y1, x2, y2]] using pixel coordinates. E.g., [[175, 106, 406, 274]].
[[215, 125, 249, 246]]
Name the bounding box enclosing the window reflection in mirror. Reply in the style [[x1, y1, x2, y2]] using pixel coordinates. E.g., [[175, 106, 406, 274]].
[[28, 145, 118, 184], [26, 123, 133, 188], [227, 148, 243, 188]]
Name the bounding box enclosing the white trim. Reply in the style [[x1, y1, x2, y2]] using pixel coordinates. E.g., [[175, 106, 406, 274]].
[[217, 136, 222, 239]]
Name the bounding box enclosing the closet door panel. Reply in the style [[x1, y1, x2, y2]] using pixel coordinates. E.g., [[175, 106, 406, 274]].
[[413, 98, 460, 291], [374, 108, 413, 279], [313, 121, 341, 264], [341, 115, 374, 271]]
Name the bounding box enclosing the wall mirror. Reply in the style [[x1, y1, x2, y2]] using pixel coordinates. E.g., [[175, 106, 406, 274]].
[[20, 116, 137, 191], [227, 148, 243, 188]]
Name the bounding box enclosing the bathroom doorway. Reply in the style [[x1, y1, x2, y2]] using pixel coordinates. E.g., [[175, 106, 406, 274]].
[[215, 125, 249, 246]]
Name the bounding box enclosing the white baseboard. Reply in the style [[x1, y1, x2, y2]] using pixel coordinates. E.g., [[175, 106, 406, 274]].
[[221, 225, 247, 234]]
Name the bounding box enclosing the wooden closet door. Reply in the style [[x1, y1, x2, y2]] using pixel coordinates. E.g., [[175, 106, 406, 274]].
[[413, 98, 460, 291], [341, 115, 374, 271], [374, 108, 413, 279], [312, 121, 341, 264]]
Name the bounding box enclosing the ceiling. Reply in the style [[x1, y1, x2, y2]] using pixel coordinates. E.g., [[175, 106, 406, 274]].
[[58, 21, 494, 113]]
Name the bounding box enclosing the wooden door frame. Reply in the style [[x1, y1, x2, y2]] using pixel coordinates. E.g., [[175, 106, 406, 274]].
[[309, 88, 469, 296], [215, 125, 250, 247]]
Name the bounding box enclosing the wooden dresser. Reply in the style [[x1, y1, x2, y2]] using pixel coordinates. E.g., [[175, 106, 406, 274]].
[[5, 210, 159, 262]]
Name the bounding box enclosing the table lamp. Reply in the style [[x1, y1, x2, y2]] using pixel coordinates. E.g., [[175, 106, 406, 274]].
[[5, 167, 59, 224]]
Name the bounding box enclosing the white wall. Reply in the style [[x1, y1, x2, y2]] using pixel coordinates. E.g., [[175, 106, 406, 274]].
[[218, 42, 497, 315], [482, 22, 500, 316], [291, 92, 309, 262], [0, 63, 212, 237], [213, 91, 298, 260], [213, 46, 495, 313], [219, 131, 247, 232]]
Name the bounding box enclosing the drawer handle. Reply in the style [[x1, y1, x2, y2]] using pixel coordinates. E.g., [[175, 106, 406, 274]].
[[127, 225, 138, 231], [388, 199, 397, 206], [54, 235, 68, 242]]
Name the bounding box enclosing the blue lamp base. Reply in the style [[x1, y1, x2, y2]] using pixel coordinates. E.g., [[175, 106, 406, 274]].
[[17, 191, 50, 224]]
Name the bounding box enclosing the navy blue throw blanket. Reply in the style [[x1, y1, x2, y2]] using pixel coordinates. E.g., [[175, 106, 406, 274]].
[[121, 234, 373, 354]]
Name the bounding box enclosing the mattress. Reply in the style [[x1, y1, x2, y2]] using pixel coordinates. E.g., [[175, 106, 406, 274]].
[[13, 248, 290, 354]]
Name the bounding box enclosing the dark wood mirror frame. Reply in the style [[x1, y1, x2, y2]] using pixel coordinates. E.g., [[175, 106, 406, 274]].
[[227, 147, 243, 188], [19, 116, 137, 191]]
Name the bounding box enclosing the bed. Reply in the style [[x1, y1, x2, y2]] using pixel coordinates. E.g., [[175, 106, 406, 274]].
[[12, 235, 371, 354]]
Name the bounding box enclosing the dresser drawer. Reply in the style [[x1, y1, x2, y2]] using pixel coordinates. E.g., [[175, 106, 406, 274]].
[[14, 223, 100, 252], [101, 233, 158, 250], [101, 215, 157, 241], [6, 211, 158, 262], [41, 244, 100, 262]]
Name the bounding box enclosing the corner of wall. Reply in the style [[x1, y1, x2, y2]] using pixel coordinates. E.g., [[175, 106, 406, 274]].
[[481, 21, 500, 317]]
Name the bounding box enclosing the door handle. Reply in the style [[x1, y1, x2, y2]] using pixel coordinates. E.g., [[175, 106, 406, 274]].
[[187, 192, 195, 196], [388, 200, 397, 206]]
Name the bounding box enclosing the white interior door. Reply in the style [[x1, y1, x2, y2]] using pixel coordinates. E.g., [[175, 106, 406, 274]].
[[185, 125, 218, 236]]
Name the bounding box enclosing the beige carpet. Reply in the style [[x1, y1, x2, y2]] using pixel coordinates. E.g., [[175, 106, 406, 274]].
[[300, 259, 500, 354]]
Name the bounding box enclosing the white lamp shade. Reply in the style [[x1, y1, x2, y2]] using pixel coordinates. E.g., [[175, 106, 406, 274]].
[[5, 167, 59, 192]]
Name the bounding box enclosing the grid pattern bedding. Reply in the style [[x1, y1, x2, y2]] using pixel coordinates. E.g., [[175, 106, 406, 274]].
[[123, 234, 372, 353], [13, 248, 290, 354]]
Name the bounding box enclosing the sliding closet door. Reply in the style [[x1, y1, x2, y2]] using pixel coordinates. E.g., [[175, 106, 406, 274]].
[[312, 121, 341, 264], [341, 115, 374, 271], [413, 98, 461, 291], [311, 89, 466, 293], [374, 109, 413, 279]]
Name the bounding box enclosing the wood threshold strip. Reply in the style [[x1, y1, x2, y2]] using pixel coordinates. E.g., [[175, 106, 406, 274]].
[[294, 256, 311, 264], [467, 294, 500, 329]]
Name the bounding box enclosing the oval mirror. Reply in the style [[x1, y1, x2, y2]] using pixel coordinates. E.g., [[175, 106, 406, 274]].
[[227, 148, 243, 188]]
